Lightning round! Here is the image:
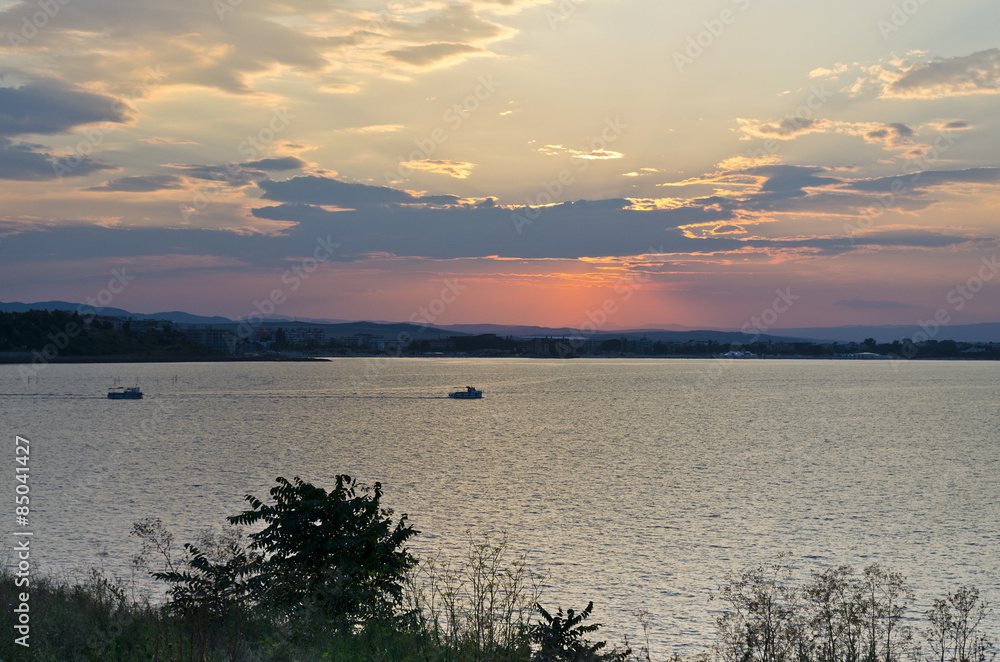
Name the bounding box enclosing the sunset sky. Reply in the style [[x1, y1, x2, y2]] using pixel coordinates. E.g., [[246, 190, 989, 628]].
[[1, 0, 999, 329]]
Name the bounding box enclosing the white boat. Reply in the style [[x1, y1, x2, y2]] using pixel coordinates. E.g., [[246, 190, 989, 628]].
[[108, 386, 143, 399], [448, 386, 483, 399]]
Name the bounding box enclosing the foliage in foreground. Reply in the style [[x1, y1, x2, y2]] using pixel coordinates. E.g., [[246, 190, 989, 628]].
[[0, 475, 996, 662], [228, 474, 419, 626], [712, 557, 995, 662], [531, 601, 631, 662]]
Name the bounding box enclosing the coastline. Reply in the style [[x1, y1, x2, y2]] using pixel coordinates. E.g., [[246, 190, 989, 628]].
[[2, 353, 996, 365], [0, 354, 329, 365]]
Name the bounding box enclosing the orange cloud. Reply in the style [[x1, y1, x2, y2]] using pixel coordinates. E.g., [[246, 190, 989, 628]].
[[399, 159, 476, 179]]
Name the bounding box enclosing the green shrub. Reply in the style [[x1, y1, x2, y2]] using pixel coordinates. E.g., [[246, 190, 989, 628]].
[[228, 475, 418, 627], [530, 601, 629, 662]]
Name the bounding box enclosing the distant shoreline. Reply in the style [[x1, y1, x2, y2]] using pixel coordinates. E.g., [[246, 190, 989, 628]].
[[0, 354, 328, 365], [2, 354, 996, 365]]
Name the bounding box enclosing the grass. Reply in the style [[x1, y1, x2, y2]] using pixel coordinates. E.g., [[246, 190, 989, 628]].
[[2, 555, 997, 662], [0, 565, 473, 661], [0, 533, 555, 662]]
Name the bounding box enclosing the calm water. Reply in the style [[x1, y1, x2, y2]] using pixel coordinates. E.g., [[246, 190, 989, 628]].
[[2, 358, 998, 654]]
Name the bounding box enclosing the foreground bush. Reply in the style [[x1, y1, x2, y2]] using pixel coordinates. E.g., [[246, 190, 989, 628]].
[[531, 601, 631, 662], [229, 474, 418, 626]]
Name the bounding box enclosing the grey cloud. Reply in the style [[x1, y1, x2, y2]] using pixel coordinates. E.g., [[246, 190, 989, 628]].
[[260, 176, 417, 207], [258, 175, 458, 208], [750, 165, 843, 194], [848, 230, 978, 249], [386, 42, 485, 66], [737, 230, 978, 257], [85, 175, 186, 192], [748, 191, 932, 215], [249, 198, 736, 259], [864, 123, 914, 148], [717, 165, 1000, 217], [244, 165, 968, 260], [172, 165, 255, 185], [0, 200, 734, 264], [0, 224, 300, 269], [244, 157, 307, 171], [392, 5, 505, 43], [0, 138, 116, 180], [168, 157, 307, 186], [844, 167, 1000, 193], [0, 194, 981, 272], [887, 48, 1000, 98], [0, 78, 129, 137], [418, 194, 463, 205], [561, 198, 632, 210]]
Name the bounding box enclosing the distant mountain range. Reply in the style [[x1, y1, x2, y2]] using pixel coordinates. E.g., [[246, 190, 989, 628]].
[[0, 301, 234, 325], [3, 301, 999, 344]]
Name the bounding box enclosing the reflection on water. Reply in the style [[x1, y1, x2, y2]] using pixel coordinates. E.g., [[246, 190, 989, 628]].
[[1, 358, 998, 654]]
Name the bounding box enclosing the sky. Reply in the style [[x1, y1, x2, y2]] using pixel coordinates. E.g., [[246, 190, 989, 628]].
[[1, 0, 999, 330]]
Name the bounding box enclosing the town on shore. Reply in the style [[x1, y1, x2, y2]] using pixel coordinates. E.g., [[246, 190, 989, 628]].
[[2, 309, 998, 364]]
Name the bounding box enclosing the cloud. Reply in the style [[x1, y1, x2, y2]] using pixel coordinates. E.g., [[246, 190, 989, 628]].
[[0, 78, 129, 136], [360, 3, 513, 69], [400, 159, 476, 179], [863, 123, 914, 149], [222, 201, 733, 259], [708, 224, 746, 235], [338, 125, 405, 134], [538, 144, 625, 160], [737, 117, 827, 141], [0, 0, 331, 94], [0, 137, 116, 181], [885, 49, 1000, 99], [840, 50, 1000, 100], [738, 117, 957, 154], [835, 299, 920, 310], [656, 159, 1000, 224], [166, 157, 307, 187], [843, 167, 1000, 193], [385, 42, 487, 67], [0, 196, 980, 270], [751, 166, 843, 194], [0, 0, 530, 101], [85, 174, 187, 192], [243, 157, 308, 172], [259, 175, 432, 208], [575, 149, 624, 160], [141, 137, 199, 145], [809, 63, 849, 78], [390, 4, 508, 44], [623, 168, 665, 178]]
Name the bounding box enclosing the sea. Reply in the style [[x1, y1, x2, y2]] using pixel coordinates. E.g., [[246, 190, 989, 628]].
[[1, 358, 998, 655]]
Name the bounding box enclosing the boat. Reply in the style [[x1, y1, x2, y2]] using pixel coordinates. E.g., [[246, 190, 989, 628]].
[[108, 386, 143, 399], [448, 386, 483, 399]]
